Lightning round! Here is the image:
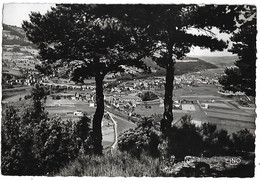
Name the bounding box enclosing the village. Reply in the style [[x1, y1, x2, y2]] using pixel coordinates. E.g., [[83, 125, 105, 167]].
[[3, 65, 255, 136]]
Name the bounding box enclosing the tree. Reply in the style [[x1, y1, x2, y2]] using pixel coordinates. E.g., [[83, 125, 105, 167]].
[[232, 129, 255, 152], [22, 4, 151, 154], [219, 6, 256, 97], [100, 4, 238, 134], [139, 91, 159, 101]]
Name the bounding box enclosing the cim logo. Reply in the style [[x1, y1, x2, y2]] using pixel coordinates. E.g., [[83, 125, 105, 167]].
[[226, 157, 242, 165]]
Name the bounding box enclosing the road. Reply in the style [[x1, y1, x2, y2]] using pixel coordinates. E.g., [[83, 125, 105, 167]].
[[106, 111, 137, 150], [106, 112, 118, 150]]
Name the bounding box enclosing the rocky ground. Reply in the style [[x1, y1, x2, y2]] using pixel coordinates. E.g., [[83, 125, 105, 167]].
[[160, 155, 255, 177]]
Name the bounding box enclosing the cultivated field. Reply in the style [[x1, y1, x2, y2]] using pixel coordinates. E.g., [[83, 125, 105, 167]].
[[132, 83, 256, 134]]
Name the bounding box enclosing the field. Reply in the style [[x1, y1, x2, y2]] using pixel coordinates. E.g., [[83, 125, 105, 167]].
[[2, 68, 23, 76], [45, 96, 96, 118], [175, 83, 222, 97], [110, 115, 136, 135], [134, 104, 164, 116], [131, 83, 256, 134], [2, 86, 32, 101]]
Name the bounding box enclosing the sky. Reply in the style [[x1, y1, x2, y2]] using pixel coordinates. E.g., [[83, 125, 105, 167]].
[[2, 3, 55, 26], [1, 2, 238, 57]]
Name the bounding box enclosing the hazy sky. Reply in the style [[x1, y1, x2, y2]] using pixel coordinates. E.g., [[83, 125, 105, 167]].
[[3, 3, 55, 26], [2, 3, 235, 57]]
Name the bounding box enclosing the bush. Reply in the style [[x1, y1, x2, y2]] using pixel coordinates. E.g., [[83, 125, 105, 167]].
[[119, 114, 256, 163], [24, 95, 32, 100], [232, 129, 255, 152], [118, 117, 161, 158], [74, 114, 93, 154], [201, 123, 255, 155], [166, 115, 203, 160], [138, 91, 159, 101], [201, 123, 231, 156], [1, 106, 93, 175], [1, 105, 83, 175]]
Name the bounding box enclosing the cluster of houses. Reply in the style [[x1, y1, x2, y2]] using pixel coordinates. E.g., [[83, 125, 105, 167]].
[[174, 71, 220, 88], [4, 76, 38, 86], [106, 70, 221, 97], [3, 30, 21, 40], [3, 47, 39, 71], [50, 92, 93, 102], [105, 94, 141, 109], [106, 77, 165, 94]]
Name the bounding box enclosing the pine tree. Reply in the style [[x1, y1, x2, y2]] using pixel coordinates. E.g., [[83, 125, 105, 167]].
[[219, 5, 256, 97], [22, 4, 151, 154]]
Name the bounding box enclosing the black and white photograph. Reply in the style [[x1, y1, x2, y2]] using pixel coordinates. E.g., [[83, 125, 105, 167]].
[[1, 0, 258, 177]]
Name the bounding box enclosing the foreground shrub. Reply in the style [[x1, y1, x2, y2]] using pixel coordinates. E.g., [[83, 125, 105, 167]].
[[2, 85, 94, 175], [1, 105, 92, 175], [232, 129, 255, 152], [118, 118, 161, 158], [201, 123, 231, 156], [165, 115, 255, 160], [166, 115, 203, 161]]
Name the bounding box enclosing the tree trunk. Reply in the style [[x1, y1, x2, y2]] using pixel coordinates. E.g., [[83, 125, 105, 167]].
[[161, 43, 175, 134], [92, 73, 104, 155]]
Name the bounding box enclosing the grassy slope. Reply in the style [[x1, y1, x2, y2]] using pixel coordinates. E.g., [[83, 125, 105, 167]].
[[57, 151, 159, 176]]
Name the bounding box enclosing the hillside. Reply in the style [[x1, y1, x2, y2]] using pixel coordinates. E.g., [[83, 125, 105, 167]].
[[142, 56, 218, 76], [3, 24, 37, 48], [194, 56, 238, 68], [175, 57, 217, 75], [2, 24, 40, 79]]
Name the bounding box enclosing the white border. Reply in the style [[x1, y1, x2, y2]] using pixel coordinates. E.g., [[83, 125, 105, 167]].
[[1, 1, 259, 181]]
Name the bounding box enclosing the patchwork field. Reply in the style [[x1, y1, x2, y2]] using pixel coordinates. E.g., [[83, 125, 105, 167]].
[[2, 76, 256, 137]]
